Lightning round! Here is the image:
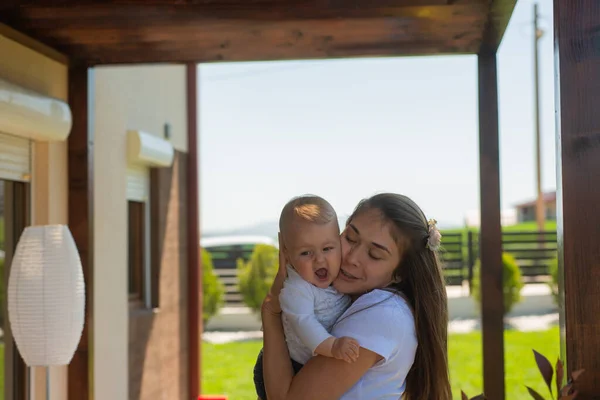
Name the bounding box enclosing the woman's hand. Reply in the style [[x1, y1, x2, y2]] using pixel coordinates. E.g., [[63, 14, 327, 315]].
[[261, 232, 288, 316]]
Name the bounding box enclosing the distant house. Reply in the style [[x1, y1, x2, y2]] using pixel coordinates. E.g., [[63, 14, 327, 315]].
[[464, 208, 517, 227], [515, 192, 557, 223]]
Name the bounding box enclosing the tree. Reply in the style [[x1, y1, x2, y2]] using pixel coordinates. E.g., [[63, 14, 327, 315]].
[[471, 252, 524, 316], [237, 244, 278, 313], [202, 249, 225, 324]]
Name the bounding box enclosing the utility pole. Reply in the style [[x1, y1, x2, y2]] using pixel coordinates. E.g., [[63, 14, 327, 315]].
[[533, 2, 545, 232]]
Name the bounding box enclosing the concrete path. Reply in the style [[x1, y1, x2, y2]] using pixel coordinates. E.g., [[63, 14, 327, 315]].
[[205, 283, 558, 333], [203, 312, 559, 344]]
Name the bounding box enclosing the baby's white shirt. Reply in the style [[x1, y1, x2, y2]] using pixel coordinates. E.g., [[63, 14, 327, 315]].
[[279, 265, 351, 364]]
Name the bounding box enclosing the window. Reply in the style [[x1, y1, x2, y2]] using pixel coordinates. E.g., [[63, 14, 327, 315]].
[[127, 165, 159, 310], [128, 200, 146, 305], [1, 179, 29, 400]]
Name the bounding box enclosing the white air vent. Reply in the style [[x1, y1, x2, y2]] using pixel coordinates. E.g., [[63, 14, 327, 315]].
[[0, 78, 72, 142]]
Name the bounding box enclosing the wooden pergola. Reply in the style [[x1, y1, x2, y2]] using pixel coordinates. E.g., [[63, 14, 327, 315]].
[[1, 1, 598, 399]]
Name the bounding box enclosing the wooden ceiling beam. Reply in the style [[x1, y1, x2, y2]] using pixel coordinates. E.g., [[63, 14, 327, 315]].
[[52, 39, 480, 65], [0, 1, 494, 65], [4, 0, 453, 18], [479, 0, 517, 54], [2, 6, 485, 64], [0, 0, 481, 22]]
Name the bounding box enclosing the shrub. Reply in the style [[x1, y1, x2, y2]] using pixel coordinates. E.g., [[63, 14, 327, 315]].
[[202, 249, 225, 324], [548, 257, 559, 305], [471, 252, 524, 315], [237, 244, 278, 313]]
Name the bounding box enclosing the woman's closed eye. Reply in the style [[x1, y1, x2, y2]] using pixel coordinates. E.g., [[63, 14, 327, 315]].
[[369, 252, 383, 261], [344, 234, 357, 244]]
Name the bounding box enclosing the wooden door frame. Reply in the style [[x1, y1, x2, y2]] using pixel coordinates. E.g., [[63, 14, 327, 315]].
[[2, 179, 30, 400]]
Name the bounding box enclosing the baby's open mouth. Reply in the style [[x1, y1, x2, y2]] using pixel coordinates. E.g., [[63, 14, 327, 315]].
[[315, 268, 328, 280]]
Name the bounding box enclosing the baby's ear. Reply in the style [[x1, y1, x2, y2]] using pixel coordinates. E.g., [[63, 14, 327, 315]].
[[278, 232, 286, 251]]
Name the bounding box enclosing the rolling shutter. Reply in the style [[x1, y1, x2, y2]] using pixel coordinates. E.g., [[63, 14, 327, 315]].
[[126, 164, 149, 202], [0, 132, 31, 182]]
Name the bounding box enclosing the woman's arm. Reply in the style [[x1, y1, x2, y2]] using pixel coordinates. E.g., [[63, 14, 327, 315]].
[[262, 308, 381, 400]]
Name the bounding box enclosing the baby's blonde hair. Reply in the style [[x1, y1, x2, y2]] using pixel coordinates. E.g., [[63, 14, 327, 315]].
[[279, 195, 338, 239]]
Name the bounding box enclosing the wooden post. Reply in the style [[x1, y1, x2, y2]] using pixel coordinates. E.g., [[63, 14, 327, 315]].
[[467, 231, 475, 293], [477, 50, 505, 399], [67, 66, 94, 400], [186, 63, 201, 399], [554, 1, 600, 395]]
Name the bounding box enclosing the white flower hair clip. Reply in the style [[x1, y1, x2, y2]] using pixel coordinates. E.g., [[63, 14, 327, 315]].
[[426, 219, 442, 251]]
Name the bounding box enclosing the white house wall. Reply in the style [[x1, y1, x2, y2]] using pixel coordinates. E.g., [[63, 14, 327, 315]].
[[93, 64, 187, 400]]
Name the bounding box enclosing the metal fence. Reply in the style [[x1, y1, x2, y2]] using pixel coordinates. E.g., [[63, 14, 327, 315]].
[[438, 230, 557, 287]]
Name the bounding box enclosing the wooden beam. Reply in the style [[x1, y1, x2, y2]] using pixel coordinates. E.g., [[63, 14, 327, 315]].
[[479, 0, 517, 54], [3, 3, 481, 24], [186, 63, 200, 400], [554, 0, 600, 396], [3, 0, 451, 19], [67, 66, 93, 400], [0, 3, 487, 64], [477, 50, 505, 399]]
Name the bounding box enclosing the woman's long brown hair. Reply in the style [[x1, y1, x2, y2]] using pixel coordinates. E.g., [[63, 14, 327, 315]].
[[348, 193, 452, 400]]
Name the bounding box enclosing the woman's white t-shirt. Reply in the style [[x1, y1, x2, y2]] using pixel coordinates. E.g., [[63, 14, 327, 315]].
[[331, 289, 417, 400]]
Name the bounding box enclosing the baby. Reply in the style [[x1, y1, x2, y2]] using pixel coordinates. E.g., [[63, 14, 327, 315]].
[[253, 195, 359, 400]]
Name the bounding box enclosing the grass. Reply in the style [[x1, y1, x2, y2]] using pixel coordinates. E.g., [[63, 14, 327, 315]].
[[202, 341, 260, 399], [202, 328, 560, 400], [449, 328, 559, 399]]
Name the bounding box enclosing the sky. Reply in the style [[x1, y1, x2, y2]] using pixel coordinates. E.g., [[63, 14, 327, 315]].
[[199, 0, 556, 233]]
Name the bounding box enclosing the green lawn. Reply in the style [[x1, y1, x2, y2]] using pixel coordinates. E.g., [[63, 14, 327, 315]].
[[202, 328, 560, 400]]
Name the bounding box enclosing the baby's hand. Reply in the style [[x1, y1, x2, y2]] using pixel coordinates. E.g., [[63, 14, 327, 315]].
[[332, 336, 360, 363]]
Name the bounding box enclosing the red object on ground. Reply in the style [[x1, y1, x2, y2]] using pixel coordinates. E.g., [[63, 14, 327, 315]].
[[198, 396, 228, 400]]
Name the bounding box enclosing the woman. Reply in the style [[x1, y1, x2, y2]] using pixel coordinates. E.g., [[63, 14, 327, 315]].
[[261, 193, 452, 400]]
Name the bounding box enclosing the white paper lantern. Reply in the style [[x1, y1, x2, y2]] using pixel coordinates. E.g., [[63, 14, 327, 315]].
[[7, 225, 85, 366]]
